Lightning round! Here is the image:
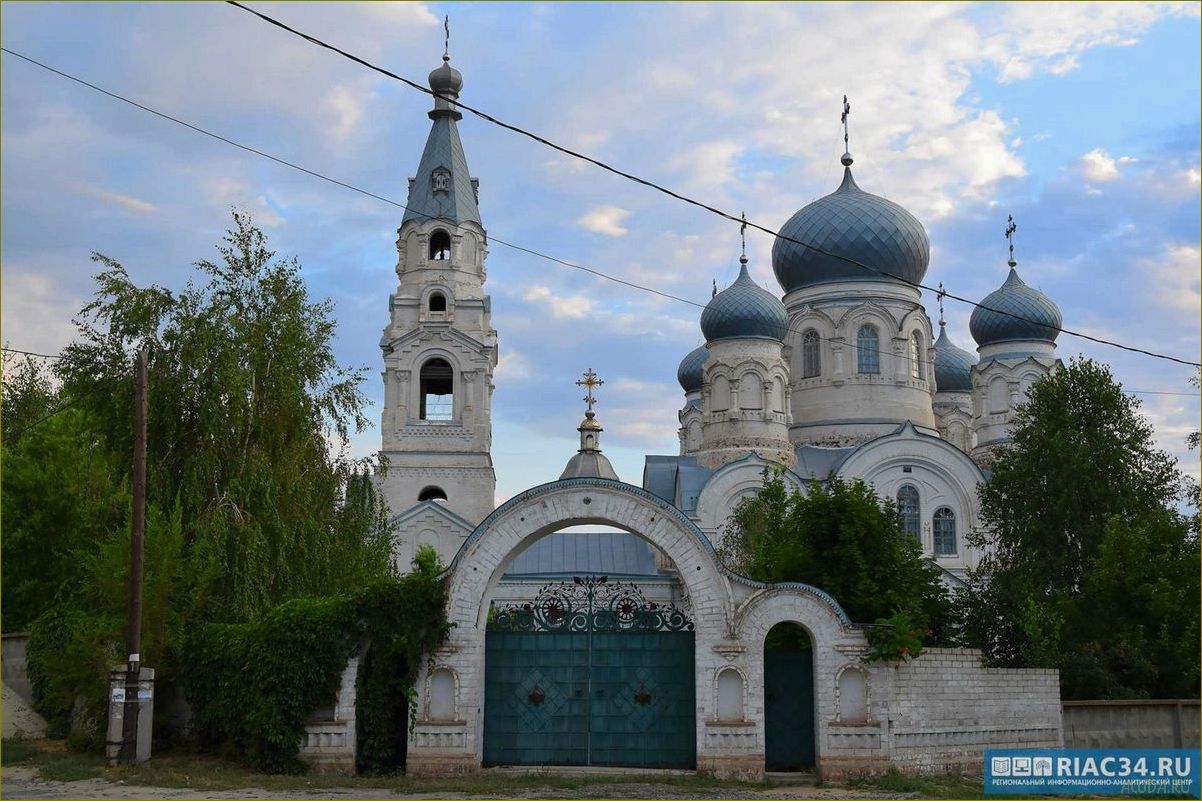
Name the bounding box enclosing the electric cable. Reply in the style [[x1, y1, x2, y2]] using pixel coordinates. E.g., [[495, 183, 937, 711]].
[[224, 1, 1201, 369]]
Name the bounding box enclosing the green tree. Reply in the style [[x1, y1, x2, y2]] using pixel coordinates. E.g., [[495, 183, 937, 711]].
[[55, 211, 393, 621], [719, 471, 951, 656], [956, 358, 1199, 698]]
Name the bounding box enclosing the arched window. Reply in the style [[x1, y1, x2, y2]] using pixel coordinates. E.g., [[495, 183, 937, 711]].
[[856, 324, 880, 374], [429, 230, 451, 261], [419, 358, 454, 421], [897, 485, 920, 540], [716, 668, 744, 722], [428, 292, 447, 312], [838, 667, 868, 721], [988, 377, 1009, 414], [428, 668, 456, 720], [739, 372, 763, 410], [801, 329, 821, 378], [909, 332, 922, 380], [711, 375, 731, 412], [418, 485, 447, 502], [933, 507, 957, 556]]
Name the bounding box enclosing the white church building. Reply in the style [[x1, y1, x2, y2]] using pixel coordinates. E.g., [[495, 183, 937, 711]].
[[307, 52, 1068, 779]]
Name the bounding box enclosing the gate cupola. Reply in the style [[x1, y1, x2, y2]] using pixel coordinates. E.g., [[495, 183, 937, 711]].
[[560, 368, 620, 480]]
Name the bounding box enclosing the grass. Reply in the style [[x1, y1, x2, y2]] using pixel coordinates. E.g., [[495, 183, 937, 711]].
[[0, 739, 766, 795], [849, 768, 988, 798]]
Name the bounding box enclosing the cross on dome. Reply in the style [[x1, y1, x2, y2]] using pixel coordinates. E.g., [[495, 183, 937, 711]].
[[1005, 214, 1017, 267], [840, 95, 854, 167], [576, 368, 604, 414]]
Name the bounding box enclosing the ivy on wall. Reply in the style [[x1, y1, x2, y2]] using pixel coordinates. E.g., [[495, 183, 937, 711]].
[[180, 547, 449, 774]]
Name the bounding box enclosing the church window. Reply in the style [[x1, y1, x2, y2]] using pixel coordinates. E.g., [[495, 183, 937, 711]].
[[429, 292, 447, 312], [429, 230, 451, 261], [419, 358, 454, 420], [933, 507, 957, 555], [418, 485, 448, 502], [909, 332, 922, 379], [739, 372, 763, 410], [802, 329, 821, 378], [856, 324, 880, 374], [711, 375, 731, 411], [988, 376, 1009, 414], [897, 485, 920, 539]]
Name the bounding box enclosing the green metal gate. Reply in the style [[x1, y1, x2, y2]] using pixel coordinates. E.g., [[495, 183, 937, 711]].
[[483, 576, 696, 768]]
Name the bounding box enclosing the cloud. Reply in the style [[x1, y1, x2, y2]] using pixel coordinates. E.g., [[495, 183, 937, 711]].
[[86, 187, 158, 213], [577, 204, 632, 237], [1143, 244, 1202, 316], [0, 269, 82, 354], [522, 285, 596, 319], [1079, 148, 1137, 182]]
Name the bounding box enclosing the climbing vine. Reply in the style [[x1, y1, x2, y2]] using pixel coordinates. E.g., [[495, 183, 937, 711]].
[[181, 547, 448, 774]]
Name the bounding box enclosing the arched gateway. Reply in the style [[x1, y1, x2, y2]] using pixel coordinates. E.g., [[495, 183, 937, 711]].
[[405, 477, 859, 779]]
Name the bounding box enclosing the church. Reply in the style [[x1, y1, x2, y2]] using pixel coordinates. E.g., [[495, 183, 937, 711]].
[[341, 51, 1066, 779]]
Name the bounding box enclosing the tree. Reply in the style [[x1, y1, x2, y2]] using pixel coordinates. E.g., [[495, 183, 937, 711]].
[[55, 211, 394, 621], [956, 357, 1199, 698], [719, 470, 951, 656]]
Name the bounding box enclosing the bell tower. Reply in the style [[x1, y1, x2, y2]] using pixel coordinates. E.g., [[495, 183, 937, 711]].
[[378, 49, 497, 527]]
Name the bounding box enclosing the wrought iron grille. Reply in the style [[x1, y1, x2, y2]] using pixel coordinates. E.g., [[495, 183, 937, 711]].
[[489, 575, 694, 633]]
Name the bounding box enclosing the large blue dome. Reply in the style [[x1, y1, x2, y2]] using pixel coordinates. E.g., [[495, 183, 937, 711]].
[[677, 345, 707, 393], [700, 262, 788, 343], [970, 268, 1062, 348], [933, 323, 977, 393], [772, 167, 930, 293]]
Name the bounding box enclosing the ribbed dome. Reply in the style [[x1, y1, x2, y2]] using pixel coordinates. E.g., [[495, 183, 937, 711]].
[[700, 262, 788, 343], [772, 167, 930, 293], [970, 268, 1062, 348], [933, 324, 977, 393], [677, 345, 707, 393], [429, 58, 463, 96]]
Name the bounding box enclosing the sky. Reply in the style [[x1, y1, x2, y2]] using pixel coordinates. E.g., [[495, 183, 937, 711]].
[[2, 1, 1199, 505]]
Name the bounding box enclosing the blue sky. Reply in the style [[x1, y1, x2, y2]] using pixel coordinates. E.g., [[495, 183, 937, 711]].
[[2, 2, 1199, 504]]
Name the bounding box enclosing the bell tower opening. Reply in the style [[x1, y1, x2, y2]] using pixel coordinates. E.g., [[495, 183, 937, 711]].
[[420, 358, 455, 421], [429, 230, 452, 261], [429, 292, 447, 312]]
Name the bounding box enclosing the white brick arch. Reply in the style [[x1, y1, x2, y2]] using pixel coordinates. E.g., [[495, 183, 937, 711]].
[[410, 477, 740, 772]]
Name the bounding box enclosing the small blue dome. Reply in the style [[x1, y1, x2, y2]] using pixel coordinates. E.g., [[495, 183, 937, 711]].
[[677, 345, 707, 393], [970, 268, 1062, 348], [933, 323, 977, 393], [700, 262, 788, 343], [772, 167, 930, 293]]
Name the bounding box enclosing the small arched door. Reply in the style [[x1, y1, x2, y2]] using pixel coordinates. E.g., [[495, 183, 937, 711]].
[[763, 621, 815, 771]]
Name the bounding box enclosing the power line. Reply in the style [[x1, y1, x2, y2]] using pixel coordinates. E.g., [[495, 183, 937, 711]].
[[1, 46, 1197, 381], [223, 1, 1201, 370], [0, 46, 952, 376], [2, 346, 64, 360]]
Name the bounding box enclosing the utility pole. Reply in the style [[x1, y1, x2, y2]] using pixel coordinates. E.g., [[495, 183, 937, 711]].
[[108, 348, 153, 765]]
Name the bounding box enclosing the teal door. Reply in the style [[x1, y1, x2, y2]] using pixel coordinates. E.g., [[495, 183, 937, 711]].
[[764, 649, 815, 770], [483, 577, 695, 768]]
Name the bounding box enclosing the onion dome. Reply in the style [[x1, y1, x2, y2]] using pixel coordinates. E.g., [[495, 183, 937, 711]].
[[429, 55, 463, 97], [933, 323, 977, 393], [771, 165, 930, 293], [969, 267, 1062, 347], [676, 345, 707, 393], [700, 259, 789, 343]]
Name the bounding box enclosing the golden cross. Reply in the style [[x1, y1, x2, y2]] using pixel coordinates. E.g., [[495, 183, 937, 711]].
[[576, 368, 604, 413]]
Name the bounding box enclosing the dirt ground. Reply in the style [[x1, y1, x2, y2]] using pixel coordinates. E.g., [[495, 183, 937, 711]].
[[0, 765, 916, 800]]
